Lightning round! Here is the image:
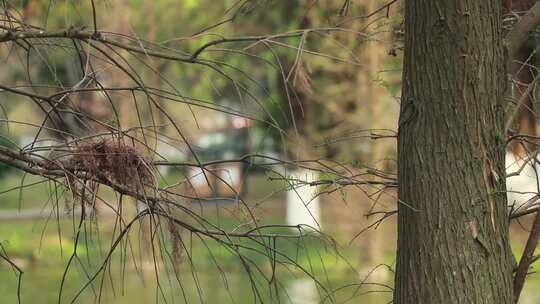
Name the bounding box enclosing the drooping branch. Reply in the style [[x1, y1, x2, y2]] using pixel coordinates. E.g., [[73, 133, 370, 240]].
[[0, 3, 399, 303], [0, 25, 355, 65]]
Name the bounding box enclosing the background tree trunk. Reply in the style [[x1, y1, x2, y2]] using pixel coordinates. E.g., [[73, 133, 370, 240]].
[[506, 0, 538, 157], [360, 0, 393, 278], [394, 1, 513, 303]]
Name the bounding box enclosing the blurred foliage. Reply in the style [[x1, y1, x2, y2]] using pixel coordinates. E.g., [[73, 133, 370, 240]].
[[5, 0, 402, 167]]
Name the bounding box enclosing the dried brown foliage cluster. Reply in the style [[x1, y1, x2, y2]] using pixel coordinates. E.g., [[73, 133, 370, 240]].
[[67, 137, 155, 191]]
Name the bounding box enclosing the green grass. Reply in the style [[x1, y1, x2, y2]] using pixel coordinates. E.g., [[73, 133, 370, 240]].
[[1, 173, 539, 303], [0, 171, 367, 304], [0, 215, 371, 304]]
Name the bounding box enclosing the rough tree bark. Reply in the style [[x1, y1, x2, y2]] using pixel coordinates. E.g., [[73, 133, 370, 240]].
[[394, 1, 514, 303]]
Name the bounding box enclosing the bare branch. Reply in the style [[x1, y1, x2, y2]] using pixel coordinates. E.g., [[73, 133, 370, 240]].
[[513, 208, 540, 303]]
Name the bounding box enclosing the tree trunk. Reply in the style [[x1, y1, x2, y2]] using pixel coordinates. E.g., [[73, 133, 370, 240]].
[[394, 1, 513, 303], [360, 0, 391, 277], [506, 0, 538, 157]]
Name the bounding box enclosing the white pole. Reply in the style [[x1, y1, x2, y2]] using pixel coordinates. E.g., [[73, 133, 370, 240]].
[[286, 169, 321, 230]]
